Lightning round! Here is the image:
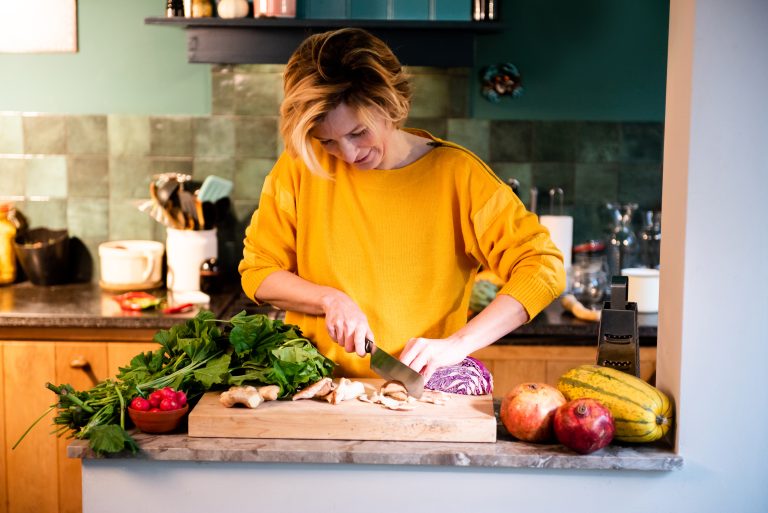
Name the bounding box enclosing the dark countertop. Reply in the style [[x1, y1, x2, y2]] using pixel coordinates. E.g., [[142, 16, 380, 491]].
[[0, 282, 656, 344]]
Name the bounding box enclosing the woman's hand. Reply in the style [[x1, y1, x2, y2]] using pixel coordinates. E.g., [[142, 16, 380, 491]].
[[399, 337, 467, 381], [321, 289, 373, 357], [400, 294, 530, 381]]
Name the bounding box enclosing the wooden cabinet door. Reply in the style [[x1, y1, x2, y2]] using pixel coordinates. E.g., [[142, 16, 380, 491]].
[[107, 342, 160, 379], [54, 342, 109, 513], [3, 342, 59, 513], [0, 343, 6, 513], [473, 345, 658, 398]]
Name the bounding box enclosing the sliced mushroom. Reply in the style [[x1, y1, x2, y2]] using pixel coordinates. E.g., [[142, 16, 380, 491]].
[[378, 395, 415, 411], [418, 390, 448, 406], [292, 377, 334, 400], [326, 378, 366, 404], [380, 380, 409, 402]]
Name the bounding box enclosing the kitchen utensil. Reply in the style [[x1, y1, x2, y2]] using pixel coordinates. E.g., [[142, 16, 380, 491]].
[[187, 379, 496, 442], [155, 176, 180, 207], [162, 302, 194, 314], [178, 189, 199, 229], [198, 175, 233, 203], [364, 339, 424, 398], [596, 276, 640, 377], [141, 184, 177, 229]]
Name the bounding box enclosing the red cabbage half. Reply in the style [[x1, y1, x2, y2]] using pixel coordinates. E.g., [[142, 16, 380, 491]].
[[425, 356, 493, 395]]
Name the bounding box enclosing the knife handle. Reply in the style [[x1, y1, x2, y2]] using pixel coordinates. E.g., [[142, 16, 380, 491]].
[[364, 338, 374, 354]]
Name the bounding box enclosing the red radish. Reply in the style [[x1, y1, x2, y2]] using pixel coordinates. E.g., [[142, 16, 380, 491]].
[[554, 398, 615, 454], [160, 387, 177, 400], [148, 390, 163, 408], [175, 390, 187, 407], [500, 383, 566, 442], [130, 397, 151, 411], [160, 398, 180, 411], [148, 407, 162, 412]]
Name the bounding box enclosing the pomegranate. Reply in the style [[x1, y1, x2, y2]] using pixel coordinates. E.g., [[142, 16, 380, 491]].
[[554, 398, 615, 454], [500, 382, 566, 442]]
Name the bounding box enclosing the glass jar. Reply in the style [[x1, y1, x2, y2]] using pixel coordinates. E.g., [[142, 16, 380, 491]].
[[199, 257, 221, 294], [571, 254, 609, 306], [0, 203, 18, 285]]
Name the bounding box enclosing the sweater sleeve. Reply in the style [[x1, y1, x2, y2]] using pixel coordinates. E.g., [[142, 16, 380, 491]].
[[465, 164, 566, 320], [238, 153, 299, 302]]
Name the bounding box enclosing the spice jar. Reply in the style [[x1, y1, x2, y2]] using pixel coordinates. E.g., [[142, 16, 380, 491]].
[[199, 257, 221, 294], [0, 203, 17, 285]]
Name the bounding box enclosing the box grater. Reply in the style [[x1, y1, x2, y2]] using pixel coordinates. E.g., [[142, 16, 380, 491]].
[[596, 276, 640, 376]]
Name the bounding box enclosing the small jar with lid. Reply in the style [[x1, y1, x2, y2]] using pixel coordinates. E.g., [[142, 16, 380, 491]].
[[199, 257, 221, 294], [0, 203, 18, 285]]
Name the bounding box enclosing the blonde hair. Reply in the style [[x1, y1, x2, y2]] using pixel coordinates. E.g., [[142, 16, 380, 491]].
[[280, 28, 412, 176]]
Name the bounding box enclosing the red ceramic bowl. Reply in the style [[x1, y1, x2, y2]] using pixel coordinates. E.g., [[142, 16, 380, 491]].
[[127, 405, 189, 434]]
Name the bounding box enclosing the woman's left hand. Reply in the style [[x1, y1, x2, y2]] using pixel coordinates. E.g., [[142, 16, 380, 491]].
[[399, 337, 467, 381]]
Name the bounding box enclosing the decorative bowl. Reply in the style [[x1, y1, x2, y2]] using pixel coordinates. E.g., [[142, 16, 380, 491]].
[[127, 405, 189, 434]]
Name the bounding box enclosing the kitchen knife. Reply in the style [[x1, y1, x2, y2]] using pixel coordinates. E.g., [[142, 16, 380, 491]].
[[364, 339, 424, 398]]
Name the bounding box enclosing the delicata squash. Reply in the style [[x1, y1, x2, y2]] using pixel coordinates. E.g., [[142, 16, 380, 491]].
[[557, 365, 673, 443]]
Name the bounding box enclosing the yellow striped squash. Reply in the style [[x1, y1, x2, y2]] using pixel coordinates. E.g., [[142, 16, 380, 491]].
[[557, 365, 673, 443]]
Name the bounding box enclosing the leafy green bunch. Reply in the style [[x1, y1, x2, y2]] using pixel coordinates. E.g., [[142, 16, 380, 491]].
[[15, 310, 335, 455], [226, 311, 335, 395]]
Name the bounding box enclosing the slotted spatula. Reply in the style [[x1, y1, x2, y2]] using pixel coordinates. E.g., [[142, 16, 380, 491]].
[[198, 175, 233, 203]]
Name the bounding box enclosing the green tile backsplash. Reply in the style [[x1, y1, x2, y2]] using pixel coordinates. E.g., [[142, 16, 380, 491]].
[[0, 115, 23, 154], [0, 65, 663, 283]]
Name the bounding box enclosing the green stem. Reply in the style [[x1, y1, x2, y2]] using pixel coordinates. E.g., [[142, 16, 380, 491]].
[[12, 405, 56, 450], [114, 383, 126, 429]]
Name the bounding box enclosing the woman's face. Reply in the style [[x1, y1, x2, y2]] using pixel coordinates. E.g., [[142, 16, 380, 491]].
[[311, 103, 395, 170]]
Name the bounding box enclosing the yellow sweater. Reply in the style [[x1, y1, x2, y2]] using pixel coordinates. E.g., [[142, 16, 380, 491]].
[[239, 131, 565, 377]]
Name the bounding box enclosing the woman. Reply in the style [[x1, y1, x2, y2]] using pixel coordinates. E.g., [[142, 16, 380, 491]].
[[239, 28, 565, 393]]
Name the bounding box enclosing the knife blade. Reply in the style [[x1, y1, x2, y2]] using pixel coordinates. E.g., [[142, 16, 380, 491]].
[[364, 339, 424, 398]]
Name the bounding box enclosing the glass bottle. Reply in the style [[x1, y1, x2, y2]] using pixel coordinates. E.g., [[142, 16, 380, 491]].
[[191, 0, 213, 17], [639, 210, 662, 269], [605, 203, 639, 278], [0, 203, 17, 285]]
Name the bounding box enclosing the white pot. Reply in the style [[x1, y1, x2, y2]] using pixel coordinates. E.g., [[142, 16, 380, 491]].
[[621, 268, 660, 313], [99, 240, 164, 288]]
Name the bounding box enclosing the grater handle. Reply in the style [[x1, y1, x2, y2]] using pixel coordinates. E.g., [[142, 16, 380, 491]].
[[610, 275, 628, 310]]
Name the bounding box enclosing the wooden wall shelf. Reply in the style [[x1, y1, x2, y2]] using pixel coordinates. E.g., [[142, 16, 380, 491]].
[[144, 17, 503, 66]]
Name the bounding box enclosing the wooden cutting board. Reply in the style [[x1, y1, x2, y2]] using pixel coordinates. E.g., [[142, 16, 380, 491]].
[[187, 379, 496, 443]]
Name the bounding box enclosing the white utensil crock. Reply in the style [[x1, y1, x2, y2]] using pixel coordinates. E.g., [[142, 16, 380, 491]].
[[166, 228, 217, 292]]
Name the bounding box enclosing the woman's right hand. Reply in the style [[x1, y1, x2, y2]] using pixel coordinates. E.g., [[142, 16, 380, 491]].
[[320, 289, 373, 357]]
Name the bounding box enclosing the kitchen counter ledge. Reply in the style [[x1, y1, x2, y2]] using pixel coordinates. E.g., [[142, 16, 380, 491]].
[[67, 431, 681, 472], [0, 283, 657, 343]]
